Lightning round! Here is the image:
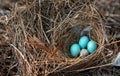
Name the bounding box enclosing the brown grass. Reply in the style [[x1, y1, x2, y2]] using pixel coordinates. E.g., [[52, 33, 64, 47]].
[[0, 0, 120, 76]]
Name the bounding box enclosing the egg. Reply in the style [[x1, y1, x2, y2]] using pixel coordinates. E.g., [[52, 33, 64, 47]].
[[80, 49, 89, 57], [70, 44, 81, 57], [87, 40, 97, 53], [79, 36, 89, 49]]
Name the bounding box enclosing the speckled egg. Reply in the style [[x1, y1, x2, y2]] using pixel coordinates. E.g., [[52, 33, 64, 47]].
[[80, 49, 89, 57], [79, 36, 89, 49], [87, 40, 97, 53], [70, 44, 81, 57]]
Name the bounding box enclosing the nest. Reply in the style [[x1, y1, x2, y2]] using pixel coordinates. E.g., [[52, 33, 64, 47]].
[[0, 0, 120, 76]]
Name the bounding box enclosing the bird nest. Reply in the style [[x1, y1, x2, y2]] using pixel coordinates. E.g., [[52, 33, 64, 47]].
[[1, 0, 119, 76]]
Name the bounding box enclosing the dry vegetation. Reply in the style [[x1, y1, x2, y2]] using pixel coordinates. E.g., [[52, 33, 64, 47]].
[[0, 0, 120, 76]]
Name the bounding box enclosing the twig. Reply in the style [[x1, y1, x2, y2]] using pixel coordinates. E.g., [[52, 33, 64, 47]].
[[27, 36, 51, 53], [51, 40, 65, 57]]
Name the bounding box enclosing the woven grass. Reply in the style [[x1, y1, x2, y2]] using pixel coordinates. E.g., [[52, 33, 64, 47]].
[[0, 0, 120, 76]]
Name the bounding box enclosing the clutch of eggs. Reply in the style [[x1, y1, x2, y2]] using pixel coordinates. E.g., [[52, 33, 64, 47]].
[[70, 35, 97, 57]]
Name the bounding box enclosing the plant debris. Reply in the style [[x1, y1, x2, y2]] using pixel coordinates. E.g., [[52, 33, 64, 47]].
[[0, 0, 120, 76]]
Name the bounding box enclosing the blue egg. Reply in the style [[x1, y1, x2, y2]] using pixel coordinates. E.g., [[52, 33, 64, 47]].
[[70, 44, 81, 57], [87, 40, 97, 53], [79, 36, 89, 49]]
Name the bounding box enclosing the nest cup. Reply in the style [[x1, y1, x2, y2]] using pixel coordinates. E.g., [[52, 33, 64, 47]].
[[55, 23, 108, 72]]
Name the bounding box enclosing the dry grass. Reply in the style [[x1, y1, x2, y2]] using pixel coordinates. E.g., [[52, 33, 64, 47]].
[[0, 0, 120, 76]]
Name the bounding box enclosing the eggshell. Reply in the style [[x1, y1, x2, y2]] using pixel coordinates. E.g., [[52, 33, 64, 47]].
[[87, 40, 97, 53], [79, 36, 89, 49], [80, 49, 89, 57], [70, 44, 81, 57]]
